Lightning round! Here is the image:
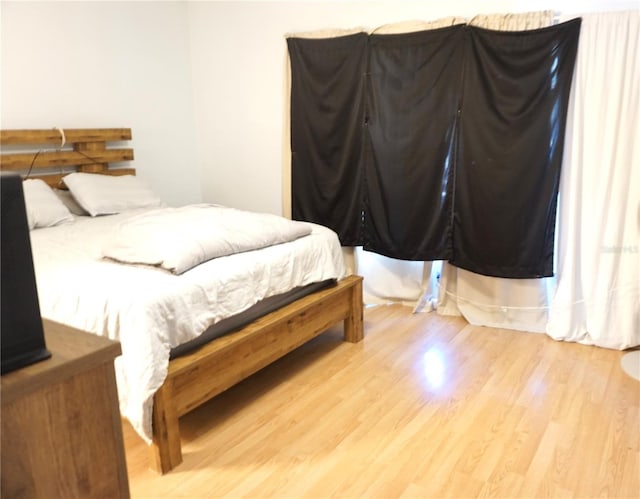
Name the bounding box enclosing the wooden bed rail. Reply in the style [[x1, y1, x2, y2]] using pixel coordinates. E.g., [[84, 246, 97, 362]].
[[0, 128, 134, 188], [150, 275, 364, 474]]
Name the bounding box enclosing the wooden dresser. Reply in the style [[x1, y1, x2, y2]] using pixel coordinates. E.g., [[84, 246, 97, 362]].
[[1, 319, 130, 498]]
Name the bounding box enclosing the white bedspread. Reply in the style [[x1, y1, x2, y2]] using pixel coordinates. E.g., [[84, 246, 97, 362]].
[[30, 208, 345, 443], [102, 204, 312, 274]]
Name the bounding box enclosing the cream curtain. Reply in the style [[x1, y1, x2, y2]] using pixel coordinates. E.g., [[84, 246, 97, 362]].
[[468, 11, 554, 30], [371, 17, 465, 35]]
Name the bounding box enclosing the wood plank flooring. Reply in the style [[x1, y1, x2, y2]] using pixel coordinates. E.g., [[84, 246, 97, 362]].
[[124, 304, 640, 498]]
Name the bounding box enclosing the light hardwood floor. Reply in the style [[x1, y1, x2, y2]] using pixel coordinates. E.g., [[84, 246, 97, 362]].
[[124, 304, 639, 498]]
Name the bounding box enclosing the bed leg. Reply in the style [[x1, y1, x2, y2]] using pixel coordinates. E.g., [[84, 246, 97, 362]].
[[150, 382, 182, 474], [344, 276, 364, 343]]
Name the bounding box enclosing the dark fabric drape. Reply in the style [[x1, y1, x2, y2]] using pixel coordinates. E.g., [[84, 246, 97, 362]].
[[287, 33, 367, 246], [364, 26, 465, 260], [287, 19, 581, 279], [451, 19, 581, 277]]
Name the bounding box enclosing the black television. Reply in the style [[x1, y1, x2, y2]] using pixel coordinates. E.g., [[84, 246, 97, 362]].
[[1, 172, 51, 374]]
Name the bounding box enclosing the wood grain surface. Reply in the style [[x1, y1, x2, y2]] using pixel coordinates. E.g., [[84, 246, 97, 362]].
[[124, 304, 639, 498]]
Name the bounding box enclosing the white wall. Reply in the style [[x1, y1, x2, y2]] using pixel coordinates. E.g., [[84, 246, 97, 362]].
[[1, 1, 201, 206], [3, 1, 637, 214]]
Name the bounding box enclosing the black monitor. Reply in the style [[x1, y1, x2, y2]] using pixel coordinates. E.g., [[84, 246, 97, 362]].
[[1, 172, 51, 374]]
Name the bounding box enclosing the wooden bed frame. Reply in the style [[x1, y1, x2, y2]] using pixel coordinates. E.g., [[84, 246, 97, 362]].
[[0, 128, 364, 474]]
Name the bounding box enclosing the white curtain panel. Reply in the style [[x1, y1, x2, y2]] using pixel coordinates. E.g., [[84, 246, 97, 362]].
[[436, 11, 555, 332], [547, 11, 640, 349]]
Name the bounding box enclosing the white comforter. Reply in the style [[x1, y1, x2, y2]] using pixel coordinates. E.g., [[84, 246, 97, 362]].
[[30, 208, 345, 443], [102, 205, 312, 274]]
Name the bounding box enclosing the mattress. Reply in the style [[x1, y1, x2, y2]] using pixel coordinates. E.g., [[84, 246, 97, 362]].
[[168, 279, 334, 359], [29, 208, 346, 442]]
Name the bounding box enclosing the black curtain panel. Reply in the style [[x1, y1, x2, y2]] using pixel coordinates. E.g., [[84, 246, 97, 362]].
[[287, 19, 581, 279], [364, 25, 465, 260], [287, 33, 368, 246], [451, 19, 581, 278]]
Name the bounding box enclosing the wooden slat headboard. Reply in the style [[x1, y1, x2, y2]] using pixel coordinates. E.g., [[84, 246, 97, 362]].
[[0, 128, 134, 188]]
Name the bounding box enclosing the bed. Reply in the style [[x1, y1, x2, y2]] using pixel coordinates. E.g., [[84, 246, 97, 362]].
[[0, 128, 364, 474]]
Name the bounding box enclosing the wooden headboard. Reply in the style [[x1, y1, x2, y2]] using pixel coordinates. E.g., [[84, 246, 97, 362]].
[[0, 128, 134, 188]]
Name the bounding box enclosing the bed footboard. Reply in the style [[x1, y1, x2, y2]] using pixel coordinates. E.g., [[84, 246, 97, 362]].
[[150, 275, 363, 474]]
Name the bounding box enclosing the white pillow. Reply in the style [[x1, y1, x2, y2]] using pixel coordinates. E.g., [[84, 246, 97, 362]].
[[63, 173, 163, 217], [22, 179, 74, 230], [54, 189, 89, 216]]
